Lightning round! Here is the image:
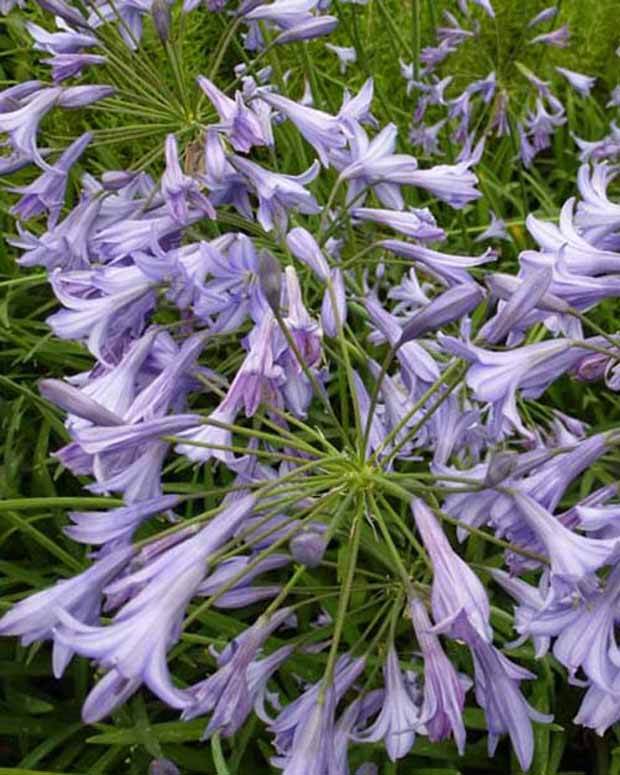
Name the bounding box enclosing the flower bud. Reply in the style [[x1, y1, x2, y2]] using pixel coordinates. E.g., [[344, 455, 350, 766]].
[[149, 759, 180, 775], [258, 249, 282, 313], [152, 0, 171, 44], [290, 529, 327, 567], [39, 379, 123, 426]]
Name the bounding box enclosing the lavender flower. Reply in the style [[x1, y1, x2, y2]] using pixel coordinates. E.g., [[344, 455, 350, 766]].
[[9, 132, 91, 226], [411, 497, 492, 640], [355, 646, 423, 760], [449, 611, 551, 771], [410, 597, 468, 752], [0, 547, 133, 678], [55, 495, 256, 720], [528, 6, 557, 27], [556, 67, 596, 97], [325, 43, 356, 73], [529, 24, 570, 48]]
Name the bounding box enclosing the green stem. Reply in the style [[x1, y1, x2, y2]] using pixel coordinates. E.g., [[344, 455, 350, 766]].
[[322, 505, 363, 688]]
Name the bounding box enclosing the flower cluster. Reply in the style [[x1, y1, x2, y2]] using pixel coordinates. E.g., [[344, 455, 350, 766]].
[[402, 1, 619, 169], [2, 1, 620, 773]]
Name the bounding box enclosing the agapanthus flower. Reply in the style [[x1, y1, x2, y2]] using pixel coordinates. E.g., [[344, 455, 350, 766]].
[[55, 495, 256, 719], [325, 43, 356, 73], [354, 646, 423, 761], [0, 546, 133, 678], [529, 24, 570, 48], [257, 89, 346, 166], [556, 67, 596, 97], [9, 132, 91, 226], [528, 6, 557, 27], [410, 597, 468, 752], [448, 611, 551, 772], [411, 497, 492, 640]]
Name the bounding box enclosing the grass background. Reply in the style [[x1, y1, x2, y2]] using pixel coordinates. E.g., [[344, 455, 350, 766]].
[[0, 0, 620, 772]]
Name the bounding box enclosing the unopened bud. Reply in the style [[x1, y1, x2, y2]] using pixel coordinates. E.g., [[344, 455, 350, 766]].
[[290, 529, 327, 567], [258, 249, 282, 313], [149, 759, 180, 775], [152, 0, 171, 44]]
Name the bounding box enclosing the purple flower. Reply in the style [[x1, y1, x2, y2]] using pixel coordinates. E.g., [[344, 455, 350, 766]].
[[43, 53, 106, 83], [10, 132, 91, 225], [475, 211, 510, 242], [411, 497, 491, 640], [273, 15, 338, 43], [440, 336, 600, 435], [410, 597, 467, 752], [57, 84, 115, 108], [229, 154, 321, 232], [182, 608, 293, 736], [0, 86, 61, 165], [325, 43, 356, 74], [409, 118, 446, 156], [55, 495, 256, 720], [574, 683, 620, 735], [35, 0, 89, 28], [398, 283, 485, 347], [527, 198, 620, 275], [518, 122, 537, 167], [355, 646, 423, 761], [0, 546, 132, 678], [529, 24, 570, 48], [257, 89, 346, 166], [149, 760, 180, 775], [525, 98, 566, 152], [26, 21, 98, 54], [511, 491, 620, 587], [450, 611, 551, 772], [479, 267, 553, 344], [46, 267, 156, 362], [162, 134, 215, 223], [575, 163, 620, 243], [242, 0, 319, 28], [352, 206, 445, 242], [556, 67, 596, 97], [380, 240, 495, 287], [197, 75, 269, 152], [270, 655, 365, 770], [528, 5, 557, 27], [289, 528, 327, 566], [286, 226, 330, 279], [65, 495, 182, 552]]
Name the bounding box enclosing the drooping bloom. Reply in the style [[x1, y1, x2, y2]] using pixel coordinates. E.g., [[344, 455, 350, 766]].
[[257, 89, 346, 166], [556, 67, 596, 97], [197, 75, 269, 152], [229, 154, 321, 232], [161, 134, 215, 223], [529, 24, 570, 48], [55, 495, 256, 720], [411, 497, 492, 640], [398, 283, 485, 347], [354, 646, 423, 761], [325, 43, 356, 74], [10, 132, 91, 225], [449, 611, 551, 772], [410, 597, 468, 753], [182, 608, 294, 737], [0, 546, 133, 678], [510, 491, 620, 588]]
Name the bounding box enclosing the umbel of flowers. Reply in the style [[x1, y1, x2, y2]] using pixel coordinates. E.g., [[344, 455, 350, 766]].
[[2, 1, 620, 773]]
